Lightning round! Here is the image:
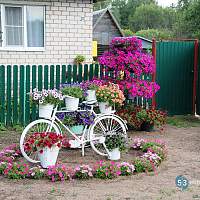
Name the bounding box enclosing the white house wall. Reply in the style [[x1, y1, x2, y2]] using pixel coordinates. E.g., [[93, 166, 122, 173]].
[[0, 0, 93, 65]]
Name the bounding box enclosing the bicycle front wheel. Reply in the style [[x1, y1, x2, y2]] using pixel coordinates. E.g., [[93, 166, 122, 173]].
[[20, 119, 60, 163], [89, 115, 127, 156]]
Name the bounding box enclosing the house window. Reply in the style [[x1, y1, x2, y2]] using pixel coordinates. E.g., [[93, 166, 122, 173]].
[[0, 5, 45, 51]]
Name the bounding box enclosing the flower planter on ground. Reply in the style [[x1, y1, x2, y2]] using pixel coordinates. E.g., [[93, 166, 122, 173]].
[[65, 96, 79, 111], [99, 102, 112, 114], [140, 122, 154, 132], [39, 104, 54, 119], [38, 146, 60, 168], [108, 148, 121, 160], [86, 90, 96, 102]]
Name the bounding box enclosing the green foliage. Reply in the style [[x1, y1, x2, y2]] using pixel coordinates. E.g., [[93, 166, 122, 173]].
[[62, 86, 83, 99], [135, 29, 173, 40], [133, 158, 153, 173], [74, 55, 85, 64], [0, 123, 6, 132], [122, 29, 134, 36], [63, 115, 77, 126], [105, 134, 127, 151], [129, 3, 165, 31], [167, 115, 200, 128], [141, 142, 162, 152]]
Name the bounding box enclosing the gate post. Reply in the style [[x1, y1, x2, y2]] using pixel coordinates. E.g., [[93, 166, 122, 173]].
[[152, 38, 156, 108], [193, 39, 199, 114]]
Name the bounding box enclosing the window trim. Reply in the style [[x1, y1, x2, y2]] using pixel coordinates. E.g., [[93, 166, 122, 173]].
[[0, 4, 45, 52]]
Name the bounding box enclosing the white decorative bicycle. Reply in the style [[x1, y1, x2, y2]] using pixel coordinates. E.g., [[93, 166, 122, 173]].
[[20, 101, 127, 164]]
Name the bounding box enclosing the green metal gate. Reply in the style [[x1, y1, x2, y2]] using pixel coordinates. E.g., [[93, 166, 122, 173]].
[[196, 50, 200, 115], [156, 41, 195, 115]]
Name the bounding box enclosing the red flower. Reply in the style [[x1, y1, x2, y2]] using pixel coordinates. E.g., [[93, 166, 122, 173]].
[[39, 149, 43, 154]]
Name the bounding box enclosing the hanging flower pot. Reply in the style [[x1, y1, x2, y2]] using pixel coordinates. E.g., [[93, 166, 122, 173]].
[[38, 146, 60, 168], [99, 102, 112, 114], [39, 104, 54, 119], [108, 148, 121, 161], [65, 96, 79, 111], [86, 90, 96, 102], [140, 122, 154, 132], [70, 125, 84, 135]]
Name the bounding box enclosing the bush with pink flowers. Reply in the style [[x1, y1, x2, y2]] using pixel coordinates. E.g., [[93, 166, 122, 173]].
[[99, 37, 160, 99]]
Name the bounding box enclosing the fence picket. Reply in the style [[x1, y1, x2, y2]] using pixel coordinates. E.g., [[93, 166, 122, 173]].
[[83, 64, 89, 81], [19, 65, 25, 125], [0, 66, 5, 124], [89, 64, 94, 81], [38, 65, 43, 90], [25, 65, 30, 125], [13, 65, 18, 124], [61, 65, 66, 84], [73, 64, 77, 83], [44, 65, 49, 89], [78, 64, 83, 83], [56, 65, 60, 89], [50, 65, 55, 89], [31, 65, 37, 121], [67, 65, 72, 84], [6, 65, 12, 125]]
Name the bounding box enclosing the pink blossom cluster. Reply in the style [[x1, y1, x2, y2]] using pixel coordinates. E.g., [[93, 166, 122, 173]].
[[47, 164, 69, 182], [117, 79, 160, 99], [141, 149, 161, 165], [132, 138, 146, 149], [110, 37, 143, 52], [73, 164, 93, 179], [99, 50, 155, 77]]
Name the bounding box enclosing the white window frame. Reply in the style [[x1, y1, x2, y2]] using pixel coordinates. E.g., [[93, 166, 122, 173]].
[[0, 4, 45, 51]]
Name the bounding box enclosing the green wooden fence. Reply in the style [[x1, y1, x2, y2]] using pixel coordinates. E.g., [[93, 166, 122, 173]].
[[0, 64, 104, 126], [0, 64, 152, 126]]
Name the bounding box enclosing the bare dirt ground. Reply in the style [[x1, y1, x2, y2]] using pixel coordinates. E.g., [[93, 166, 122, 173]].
[[0, 125, 199, 200]]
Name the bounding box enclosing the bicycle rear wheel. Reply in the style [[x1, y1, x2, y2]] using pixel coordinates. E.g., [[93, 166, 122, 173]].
[[20, 119, 60, 163], [89, 115, 127, 156]]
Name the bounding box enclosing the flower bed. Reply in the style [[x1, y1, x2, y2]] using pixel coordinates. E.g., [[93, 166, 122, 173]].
[[0, 138, 167, 182]]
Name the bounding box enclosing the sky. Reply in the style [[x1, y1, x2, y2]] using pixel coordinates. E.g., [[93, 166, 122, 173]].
[[157, 0, 178, 7]]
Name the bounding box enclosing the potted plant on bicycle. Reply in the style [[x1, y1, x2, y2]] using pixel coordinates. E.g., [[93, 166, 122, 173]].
[[30, 88, 64, 119], [61, 84, 83, 111], [24, 132, 63, 168], [96, 83, 125, 114], [80, 80, 104, 102], [105, 134, 127, 160]]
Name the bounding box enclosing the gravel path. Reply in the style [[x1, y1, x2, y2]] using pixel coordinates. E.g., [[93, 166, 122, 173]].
[[0, 126, 199, 200]]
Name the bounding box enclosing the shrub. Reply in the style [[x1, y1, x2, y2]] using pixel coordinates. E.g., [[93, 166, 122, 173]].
[[73, 165, 93, 179], [117, 162, 135, 176], [74, 55, 85, 64], [94, 161, 119, 179], [47, 164, 70, 182]]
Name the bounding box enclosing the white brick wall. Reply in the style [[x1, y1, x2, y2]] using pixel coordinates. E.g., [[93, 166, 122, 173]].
[[0, 0, 93, 65]]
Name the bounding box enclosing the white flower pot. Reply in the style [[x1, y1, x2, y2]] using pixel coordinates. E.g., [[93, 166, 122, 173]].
[[38, 146, 60, 168], [86, 90, 96, 102], [108, 148, 121, 161], [99, 102, 112, 114], [39, 104, 54, 119], [65, 96, 79, 111], [70, 125, 84, 135]]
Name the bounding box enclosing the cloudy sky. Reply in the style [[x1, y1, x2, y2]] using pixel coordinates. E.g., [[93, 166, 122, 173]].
[[157, 0, 178, 7]]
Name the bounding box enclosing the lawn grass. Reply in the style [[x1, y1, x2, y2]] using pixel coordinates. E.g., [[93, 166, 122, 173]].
[[167, 115, 200, 128]]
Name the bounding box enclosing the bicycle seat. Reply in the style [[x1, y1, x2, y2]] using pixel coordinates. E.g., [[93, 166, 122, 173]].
[[82, 100, 97, 106]]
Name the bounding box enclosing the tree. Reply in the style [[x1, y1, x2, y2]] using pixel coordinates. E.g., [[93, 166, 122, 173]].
[[123, 29, 134, 37], [128, 4, 165, 32], [135, 29, 172, 40], [174, 0, 200, 38]]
